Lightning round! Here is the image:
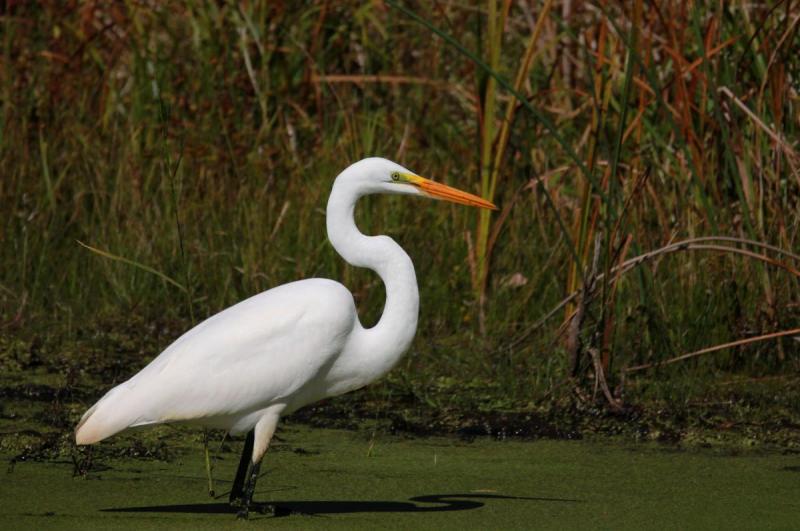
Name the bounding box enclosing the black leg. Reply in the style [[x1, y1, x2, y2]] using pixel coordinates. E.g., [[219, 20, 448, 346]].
[[229, 430, 254, 506], [236, 460, 275, 519]]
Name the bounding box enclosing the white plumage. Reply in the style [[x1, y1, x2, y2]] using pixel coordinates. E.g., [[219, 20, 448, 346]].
[[77, 279, 358, 438], [75, 157, 495, 516]]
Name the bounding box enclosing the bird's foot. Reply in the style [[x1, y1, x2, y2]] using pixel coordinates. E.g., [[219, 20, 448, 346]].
[[235, 502, 279, 519], [229, 497, 245, 509]]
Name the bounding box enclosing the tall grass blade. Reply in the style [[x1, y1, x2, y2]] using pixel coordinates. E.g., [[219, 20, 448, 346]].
[[77, 241, 187, 293]]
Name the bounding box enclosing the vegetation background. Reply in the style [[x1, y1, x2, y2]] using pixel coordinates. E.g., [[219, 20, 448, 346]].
[[1, 0, 799, 460]]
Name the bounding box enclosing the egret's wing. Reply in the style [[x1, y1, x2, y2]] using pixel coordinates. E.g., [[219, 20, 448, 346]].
[[76, 279, 356, 442], [133, 278, 356, 420]]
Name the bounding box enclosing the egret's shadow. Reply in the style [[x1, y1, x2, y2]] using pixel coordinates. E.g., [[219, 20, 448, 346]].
[[103, 493, 580, 517]]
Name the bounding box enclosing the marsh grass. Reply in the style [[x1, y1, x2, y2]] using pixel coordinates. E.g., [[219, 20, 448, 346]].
[[1, 1, 798, 443]]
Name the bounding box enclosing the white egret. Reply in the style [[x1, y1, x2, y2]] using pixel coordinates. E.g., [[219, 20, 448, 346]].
[[75, 157, 496, 518]]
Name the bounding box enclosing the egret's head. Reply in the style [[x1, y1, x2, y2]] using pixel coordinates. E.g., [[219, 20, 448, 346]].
[[337, 157, 497, 210]]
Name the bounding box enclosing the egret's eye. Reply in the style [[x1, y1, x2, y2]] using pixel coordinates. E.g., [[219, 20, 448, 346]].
[[391, 172, 400, 182]]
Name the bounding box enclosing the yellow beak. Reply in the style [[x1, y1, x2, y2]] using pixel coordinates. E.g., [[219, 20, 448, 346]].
[[404, 174, 498, 210]]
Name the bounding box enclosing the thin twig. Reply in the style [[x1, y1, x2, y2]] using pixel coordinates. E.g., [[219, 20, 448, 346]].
[[616, 244, 800, 279], [311, 74, 450, 87], [589, 347, 621, 409], [568, 232, 602, 376], [624, 327, 800, 373], [718, 86, 800, 180], [687, 236, 800, 263]]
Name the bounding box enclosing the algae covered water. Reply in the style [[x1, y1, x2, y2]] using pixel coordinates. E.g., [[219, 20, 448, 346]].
[[2, 425, 797, 529]]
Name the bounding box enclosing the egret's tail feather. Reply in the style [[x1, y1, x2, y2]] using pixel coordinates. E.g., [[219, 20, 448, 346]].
[[75, 386, 138, 445]]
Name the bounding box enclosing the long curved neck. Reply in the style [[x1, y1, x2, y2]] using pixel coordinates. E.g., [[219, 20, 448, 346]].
[[326, 179, 419, 368]]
